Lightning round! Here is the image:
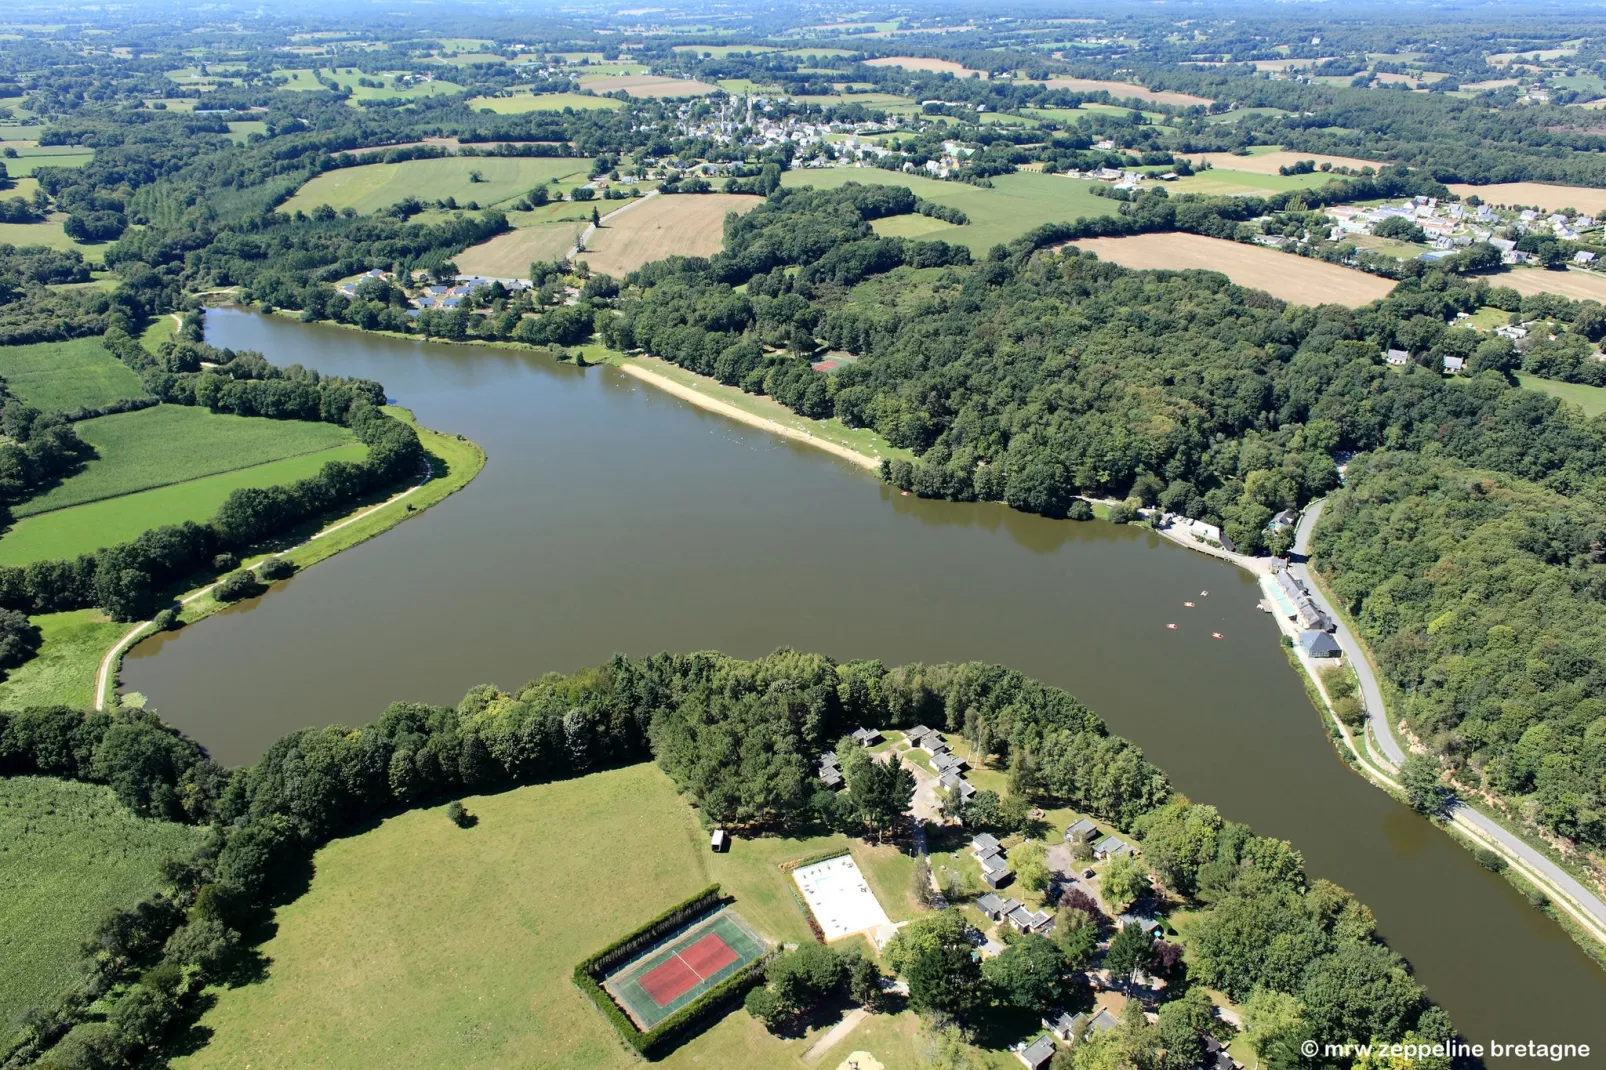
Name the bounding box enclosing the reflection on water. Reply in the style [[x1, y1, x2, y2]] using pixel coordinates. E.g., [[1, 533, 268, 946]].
[[121, 309, 1606, 1065]]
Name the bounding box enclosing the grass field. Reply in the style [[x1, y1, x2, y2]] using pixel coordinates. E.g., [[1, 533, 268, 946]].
[[1042, 76, 1210, 106], [0, 144, 94, 177], [0, 444, 367, 565], [1498, 265, 1606, 303], [0, 218, 104, 257], [16, 405, 358, 518], [576, 73, 720, 97], [1190, 147, 1387, 175], [0, 337, 148, 412], [578, 193, 761, 277], [1164, 167, 1346, 197], [782, 166, 1122, 252], [864, 56, 989, 78], [1445, 181, 1606, 214], [174, 762, 930, 1070], [0, 777, 204, 1039], [1069, 233, 1397, 307], [281, 156, 593, 215], [1517, 373, 1606, 416], [0, 609, 123, 709], [467, 91, 623, 113]]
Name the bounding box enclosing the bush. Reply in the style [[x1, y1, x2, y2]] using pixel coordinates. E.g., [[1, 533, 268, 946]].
[[1108, 502, 1140, 524], [1067, 499, 1094, 521], [212, 552, 238, 572], [1474, 847, 1506, 873], [213, 570, 262, 603], [446, 800, 476, 828], [152, 607, 180, 632], [257, 557, 296, 582]]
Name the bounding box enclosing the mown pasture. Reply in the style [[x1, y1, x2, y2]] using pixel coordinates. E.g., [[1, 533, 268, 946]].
[[577, 193, 761, 277], [280, 156, 594, 215]]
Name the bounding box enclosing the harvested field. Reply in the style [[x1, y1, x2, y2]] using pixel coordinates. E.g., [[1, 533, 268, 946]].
[[1190, 149, 1386, 175], [1497, 266, 1606, 303], [1445, 181, 1606, 214], [864, 56, 988, 78], [576, 73, 719, 98], [577, 193, 761, 277], [467, 91, 623, 113], [455, 220, 588, 277], [1068, 233, 1396, 307], [1043, 77, 1211, 107]]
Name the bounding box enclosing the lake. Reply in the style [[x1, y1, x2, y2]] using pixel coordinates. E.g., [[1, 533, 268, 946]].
[[123, 309, 1606, 1064]]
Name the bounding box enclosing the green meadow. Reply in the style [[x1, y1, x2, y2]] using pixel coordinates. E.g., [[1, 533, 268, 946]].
[[0, 337, 148, 412], [466, 91, 624, 114], [281, 155, 594, 215], [16, 405, 358, 517], [176, 762, 927, 1070], [0, 609, 124, 709], [781, 166, 1123, 251], [0, 218, 104, 256], [0, 777, 205, 1040], [1516, 373, 1606, 417], [0, 444, 366, 564]]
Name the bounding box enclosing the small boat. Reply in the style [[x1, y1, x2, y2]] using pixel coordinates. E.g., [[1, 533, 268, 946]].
[[1166, 623, 1178, 630], [1211, 632, 1224, 640], [1200, 590, 1209, 597], [900, 491, 909, 496], [1183, 601, 1195, 608]]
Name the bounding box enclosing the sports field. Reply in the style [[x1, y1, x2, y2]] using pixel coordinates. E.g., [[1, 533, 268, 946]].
[[1445, 181, 1606, 215], [281, 156, 593, 215], [1499, 265, 1606, 302], [0, 444, 366, 564], [16, 404, 358, 517], [579, 193, 761, 277], [601, 909, 766, 1029], [782, 166, 1122, 251], [174, 763, 916, 1070], [576, 73, 720, 97], [1069, 232, 1397, 307], [0, 337, 148, 412], [0, 777, 205, 1039], [467, 91, 624, 113], [1042, 77, 1211, 106]]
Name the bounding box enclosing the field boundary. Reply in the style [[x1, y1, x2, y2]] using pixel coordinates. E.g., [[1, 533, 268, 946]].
[[573, 884, 773, 1057]]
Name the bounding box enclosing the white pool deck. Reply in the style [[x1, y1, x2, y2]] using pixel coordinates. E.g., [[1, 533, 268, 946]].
[[792, 855, 893, 941]]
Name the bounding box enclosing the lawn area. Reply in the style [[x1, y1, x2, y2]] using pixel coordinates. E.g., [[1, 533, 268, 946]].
[[174, 762, 925, 1070], [1516, 373, 1606, 416], [0, 144, 94, 177], [0, 609, 123, 710], [226, 120, 266, 144], [0, 337, 148, 412], [0, 218, 104, 257], [16, 405, 358, 518], [0, 444, 367, 565], [1165, 167, 1344, 197], [466, 91, 624, 113], [781, 167, 1122, 252], [0, 777, 204, 1044], [281, 155, 594, 215]]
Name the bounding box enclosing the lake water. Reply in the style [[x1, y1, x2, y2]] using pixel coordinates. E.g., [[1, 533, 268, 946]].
[[123, 309, 1606, 1064]]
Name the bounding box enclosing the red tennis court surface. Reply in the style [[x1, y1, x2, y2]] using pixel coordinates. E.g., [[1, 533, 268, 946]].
[[637, 933, 738, 1006]]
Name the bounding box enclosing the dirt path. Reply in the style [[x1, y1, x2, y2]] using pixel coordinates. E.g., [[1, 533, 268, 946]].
[[93, 460, 434, 711], [802, 1008, 870, 1063], [615, 362, 880, 471]]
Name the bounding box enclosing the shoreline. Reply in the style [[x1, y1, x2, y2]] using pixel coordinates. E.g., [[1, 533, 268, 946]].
[[90, 413, 485, 711], [615, 360, 881, 471]]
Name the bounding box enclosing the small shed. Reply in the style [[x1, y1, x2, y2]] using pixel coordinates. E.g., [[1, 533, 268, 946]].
[[710, 829, 729, 853], [1065, 817, 1099, 843]]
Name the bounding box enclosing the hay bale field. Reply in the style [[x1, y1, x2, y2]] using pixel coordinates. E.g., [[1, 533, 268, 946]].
[[576, 73, 720, 98], [864, 56, 989, 78], [1043, 77, 1211, 107], [577, 193, 761, 277], [1070, 233, 1396, 307], [1190, 148, 1386, 175], [1445, 181, 1606, 215], [281, 156, 593, 215], [1498, 266, 1606, 303], [455, 220, 588, 278]]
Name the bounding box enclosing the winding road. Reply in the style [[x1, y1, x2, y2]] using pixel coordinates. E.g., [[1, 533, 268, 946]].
[[1292, 500, 1606, 936]]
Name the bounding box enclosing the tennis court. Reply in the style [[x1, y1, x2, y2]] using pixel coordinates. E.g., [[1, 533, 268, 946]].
[[601, 909, 766, 1029]]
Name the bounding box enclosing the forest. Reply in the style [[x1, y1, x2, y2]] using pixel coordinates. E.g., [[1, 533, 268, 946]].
[[0, 651, 1449, 1068]]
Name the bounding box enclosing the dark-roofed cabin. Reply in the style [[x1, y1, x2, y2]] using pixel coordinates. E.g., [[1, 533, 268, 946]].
[[1299, 630, 1343, 658], [972, 832, 1001, 854], [1016, 1034, 1058, 1070], [1094, 835, 1130, 859], [1065, 817, 1099, 842]]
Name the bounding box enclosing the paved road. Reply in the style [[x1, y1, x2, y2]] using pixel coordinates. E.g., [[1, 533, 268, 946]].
[[1289, 500, 1406, 766], [1293, 500, 1606, 933]]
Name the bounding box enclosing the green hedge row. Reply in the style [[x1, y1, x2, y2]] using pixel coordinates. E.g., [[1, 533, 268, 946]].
[[574, 884, 772, 1057]]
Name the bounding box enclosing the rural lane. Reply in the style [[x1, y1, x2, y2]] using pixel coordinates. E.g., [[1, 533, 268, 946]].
[[1293, 499, 1606, 934]]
